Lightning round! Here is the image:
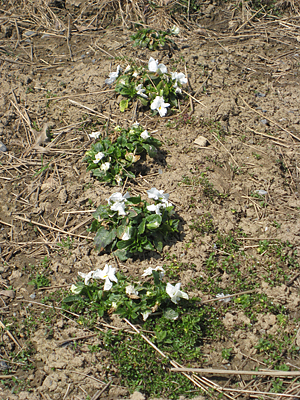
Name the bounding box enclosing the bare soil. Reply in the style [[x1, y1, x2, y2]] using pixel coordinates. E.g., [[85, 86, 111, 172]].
[[1, 0, 300, 399]]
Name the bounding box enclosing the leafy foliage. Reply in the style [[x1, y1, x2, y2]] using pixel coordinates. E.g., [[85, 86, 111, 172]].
[[63, 269, 188, 322], [88, 191, 179, 260], [130, 28, 176, 50], [105, 57, 187, 114], [85, 124, 161, 185]]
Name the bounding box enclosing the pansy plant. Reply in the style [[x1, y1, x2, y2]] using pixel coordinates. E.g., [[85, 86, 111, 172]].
[[105, 57, 187, 116], [85, 123, 161, 186], [63, 265, 189, 322], [88, 188, 179, 260], [130, 26, 179, 51]]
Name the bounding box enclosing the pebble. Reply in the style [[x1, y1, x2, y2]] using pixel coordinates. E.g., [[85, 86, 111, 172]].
[[29, 293, 36, 300], [0, 141, 7, 152], [0, 361, 9, 371], [24, 31, 36, 37]]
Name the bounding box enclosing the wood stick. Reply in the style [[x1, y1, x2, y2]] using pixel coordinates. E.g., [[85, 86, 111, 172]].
[[13, 216, 93, 240], [241, 97, 300, 142], [45, 89, 114, 101], [170, 368, 300, 377], [0, 220, 14, 228], [221, 387, 300, 398], [201, 289, 256, 304], [0, 320, 22, 349]]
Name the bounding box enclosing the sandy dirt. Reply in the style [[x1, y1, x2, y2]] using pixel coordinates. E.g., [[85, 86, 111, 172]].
[[1, 0, 300, 399]]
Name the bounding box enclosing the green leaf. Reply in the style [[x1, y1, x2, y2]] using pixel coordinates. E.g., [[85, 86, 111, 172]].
[[116, 224, 127, 239], [153, 232, 163, 252], [146, 214, 162, 230], [117, 238, 134, 250], [143, 143, 157, 158], [164, 308, 179, 320], [62, 295, 82, 303], [113, 248, 130, 261], [155, 330, 167, 343], [128, 196, 142, 204], [93, 205, 110, 220], [94, 227, 117, 252], [139, 96, 149, 107], [152, 270, 160, 286], [138, 219, 146, 235], [120, 99, 129, 112]]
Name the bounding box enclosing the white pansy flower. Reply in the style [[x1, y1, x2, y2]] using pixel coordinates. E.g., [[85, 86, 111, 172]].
[[112, 301, 118, 309], [150, 96, 170, 117], [216, 293, 232, 303], [171, 72, 187, 94], [93, 264, 118, 291], [147, 188, 170, 203], [132, 71, 138, 77], [110, 201, 127, 216], [70, 284, 81, 294], [126, 284, 139, 296], [78, 271, 94, 285], [141, 310, 152, 321], [119, 78, 126, 85], [142, 266, 165, 279], [132, 121, 140, 128], [148, 57, 167, 74], [89, 131, 101, 139], [135, 84, 148, 99], [93, 151, 105, 163], [171, 72, 188, 85], [166, 282, 189, 304], [170, 25, 180, 35], [121, 226, 131, 241], [146, 203, 163, 215], [100, 162, 110, 172], [105, 65, 121, 85], [140, 130, 150, 140], [124, 65, 131, 73], [107, 192, 130, 205], [115, 175, 122, 186]]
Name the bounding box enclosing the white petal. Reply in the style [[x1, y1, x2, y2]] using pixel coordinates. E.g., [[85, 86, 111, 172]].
[[100, 162, 110, 171], [141, 267, 154, 277], [70, 284, 81, 294], [121, 227, 131, 241], [103, 279, 113, 291], [108, 192, 130, 204], [158, 63, 167, 74], [147, 187, 163, 200], [126, 284, 138, 296], [142, 310, 152, 321], [107, 265, 118, 283], [110, 202, 127, 216], [89, 131, 101, 139], [78, 271, 94, 285], [141, 130, 150, 139], [148, 57, 158, 72]]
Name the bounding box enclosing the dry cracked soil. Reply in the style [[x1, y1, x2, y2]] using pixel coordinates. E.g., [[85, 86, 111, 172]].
[[1, 0, 300, 399]]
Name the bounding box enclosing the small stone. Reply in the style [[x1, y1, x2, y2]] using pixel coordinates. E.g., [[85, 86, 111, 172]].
[[24, 31, 36, 37], [194, 135, 208, 147], [29, 293, 36, 300], [0, 361, 9, 371], [0, 141, 7, 152], [130, 392, 145, 400], [260, 119, 268, 125], [58, 188, 68, 203]]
